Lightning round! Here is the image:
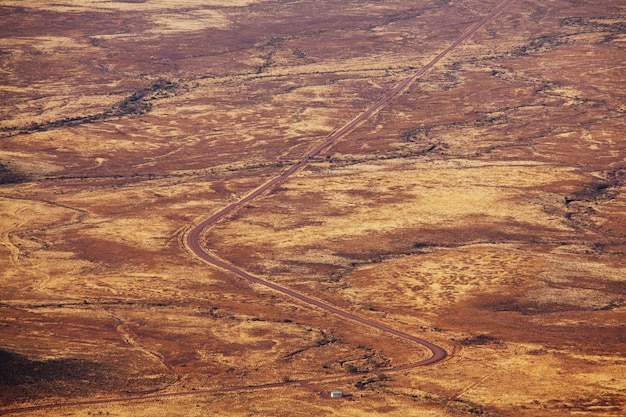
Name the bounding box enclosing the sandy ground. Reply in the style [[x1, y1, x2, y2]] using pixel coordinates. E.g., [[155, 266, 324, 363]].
[[1, 0, 625, 416]]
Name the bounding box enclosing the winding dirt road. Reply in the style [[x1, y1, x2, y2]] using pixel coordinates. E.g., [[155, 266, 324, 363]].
[[186, 0, 515, 369], [0, 1, 514, 415]]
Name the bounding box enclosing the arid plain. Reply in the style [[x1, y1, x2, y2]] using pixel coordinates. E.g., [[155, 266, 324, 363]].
[[1, 0, 625, 416]]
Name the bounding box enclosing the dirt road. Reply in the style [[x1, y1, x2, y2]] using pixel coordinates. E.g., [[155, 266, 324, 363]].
[[186, 0, 516, 374]]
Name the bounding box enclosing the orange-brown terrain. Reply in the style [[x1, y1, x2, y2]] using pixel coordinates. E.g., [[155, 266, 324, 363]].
[[1, 0, 625, 416]]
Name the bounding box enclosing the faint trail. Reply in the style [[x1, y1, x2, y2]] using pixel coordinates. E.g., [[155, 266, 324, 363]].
[[0, 205, 28, 273], [444, 367, 499, 413], [0, 197, 88, 297], [100, 308, 183, 388], [0, 373, 392, 416], [0, 1, 515, 415]]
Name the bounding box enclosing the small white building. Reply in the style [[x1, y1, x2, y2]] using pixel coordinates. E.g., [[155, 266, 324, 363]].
[[330, 391, 343, 399]]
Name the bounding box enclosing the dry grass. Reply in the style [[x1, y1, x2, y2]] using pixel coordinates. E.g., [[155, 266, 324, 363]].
[[1, 0, 624, 415]]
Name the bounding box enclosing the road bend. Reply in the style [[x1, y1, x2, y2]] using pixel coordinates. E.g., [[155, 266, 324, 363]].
[[187, 0, 514, 369]]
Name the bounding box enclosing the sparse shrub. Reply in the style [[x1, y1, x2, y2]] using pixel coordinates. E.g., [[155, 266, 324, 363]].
[[346, 364, 359, 373]]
